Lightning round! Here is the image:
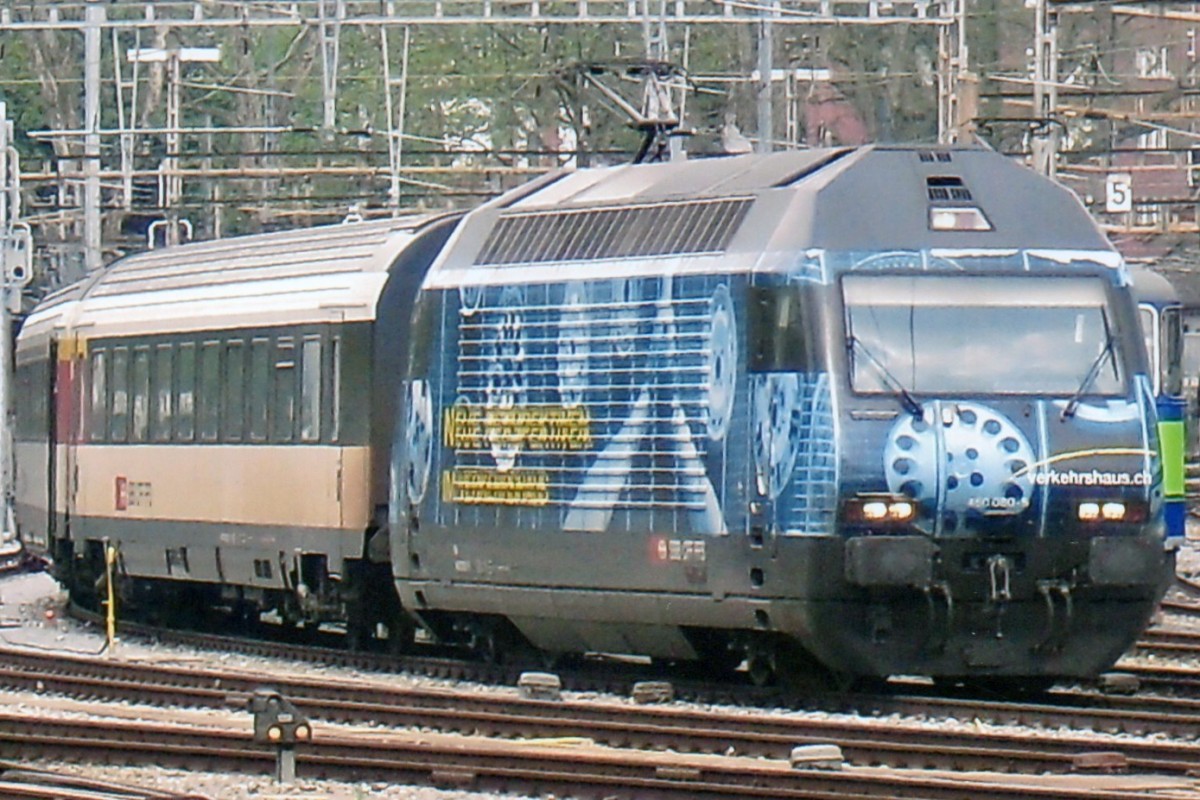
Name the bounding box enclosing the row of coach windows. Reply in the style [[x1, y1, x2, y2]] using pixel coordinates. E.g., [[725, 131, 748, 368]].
[[87, 334, 338, 444]]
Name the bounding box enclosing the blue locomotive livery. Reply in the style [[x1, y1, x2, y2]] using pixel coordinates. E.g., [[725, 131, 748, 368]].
[[393, 146, 1173, 686]]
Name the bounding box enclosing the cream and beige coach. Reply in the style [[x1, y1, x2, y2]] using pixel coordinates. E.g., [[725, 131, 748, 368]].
[[15, 213, 457, 644]]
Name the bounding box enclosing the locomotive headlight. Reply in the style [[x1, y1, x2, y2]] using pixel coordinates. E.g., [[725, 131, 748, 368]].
[[888, 501, 916, 521], [1078, 500, 1145, 523], [929, 206, 993, 232], [1101, 502, 1127, 521], [846, 496, 919, 525], [862, 501, 889, 520]]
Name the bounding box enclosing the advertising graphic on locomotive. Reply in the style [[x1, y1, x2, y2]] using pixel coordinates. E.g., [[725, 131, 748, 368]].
[[14, 145, 1177, 689]]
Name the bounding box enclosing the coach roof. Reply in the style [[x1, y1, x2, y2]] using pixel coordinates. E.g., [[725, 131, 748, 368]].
[[85, 214, 447, 300], [22, 213, 455, 338]]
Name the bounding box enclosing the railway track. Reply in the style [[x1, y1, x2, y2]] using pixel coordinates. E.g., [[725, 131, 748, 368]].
[[0, 588, 1197, 796], [55, 600, 1200, 734], [5, 643, 1200, 783], [0, 763, 207, 800], [6, 699, 1187, 800]]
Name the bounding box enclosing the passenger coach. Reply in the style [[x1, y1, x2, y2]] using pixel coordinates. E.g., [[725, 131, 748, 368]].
[[15, 214, 457, 644]]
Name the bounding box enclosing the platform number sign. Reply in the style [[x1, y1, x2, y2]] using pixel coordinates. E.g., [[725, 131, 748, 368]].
[[1106, 173, 1133, 213]]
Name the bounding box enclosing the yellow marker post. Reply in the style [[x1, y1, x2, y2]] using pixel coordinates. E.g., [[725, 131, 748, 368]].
[[104, 543, 117, 652]]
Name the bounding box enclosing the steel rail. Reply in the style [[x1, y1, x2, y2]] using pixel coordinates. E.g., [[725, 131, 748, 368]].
[[0, 708, 1185, 800], [3, 644, 1200, 779]]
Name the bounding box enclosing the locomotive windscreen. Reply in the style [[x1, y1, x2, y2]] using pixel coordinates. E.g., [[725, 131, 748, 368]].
[[843, 274, 1125, 397]]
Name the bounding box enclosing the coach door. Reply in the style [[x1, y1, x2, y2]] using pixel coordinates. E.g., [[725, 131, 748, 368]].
[[56, 335, 86, 544], [15, 340, 59, 554], [42, 339, 58, 547], [56, 336, 74, 544]]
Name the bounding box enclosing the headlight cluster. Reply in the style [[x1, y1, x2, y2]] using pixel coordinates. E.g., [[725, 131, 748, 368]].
[[845, 496, 918, 524], [1077, 501, 1146, 523]]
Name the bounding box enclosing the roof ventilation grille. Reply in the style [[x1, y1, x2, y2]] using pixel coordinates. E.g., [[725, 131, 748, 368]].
[[475, 197, 753, 266], [926, 176, 972, 202]]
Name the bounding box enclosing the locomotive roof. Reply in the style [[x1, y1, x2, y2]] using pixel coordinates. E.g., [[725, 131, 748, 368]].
[[512, 145, 1108, 249], [19, 213, 453, 344], [426, 145, 1114, 288]]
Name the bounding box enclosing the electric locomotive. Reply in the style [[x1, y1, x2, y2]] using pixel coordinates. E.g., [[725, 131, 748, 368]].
[[392, 145, 1175, 686], [1130, 266, 1187, 546]]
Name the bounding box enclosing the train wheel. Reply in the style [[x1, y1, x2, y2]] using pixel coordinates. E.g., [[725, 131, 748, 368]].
[[685, 630, 745, 675], [747, 654, 775, 687], [228, 600, 261, 633], [346, 595, 413, 654], [67, 545, 105, 612], [745, 637, 781, 687], [380, 612, 415, 655], [344, 560, 413, 653], [746, 636, 847, 694], [465, 617, 535, 666]]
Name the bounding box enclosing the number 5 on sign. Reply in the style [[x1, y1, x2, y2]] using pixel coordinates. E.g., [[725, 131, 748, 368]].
[[1106, 173, 1133, 213]]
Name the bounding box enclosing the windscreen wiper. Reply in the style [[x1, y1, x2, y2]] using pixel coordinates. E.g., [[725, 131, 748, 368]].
[[847, 335, 924, 418], [1062, 310, 1117, 420]]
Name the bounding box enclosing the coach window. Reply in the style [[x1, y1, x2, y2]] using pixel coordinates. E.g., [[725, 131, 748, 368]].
[[274, 338, 296, 442], [176, 342, 196, 441], [330, 335, 342, 442], [110, 347, 130, 442], [88, 349, 108, 442], [249, 338, 270, 442], [300, 336, 322, 442], [131, 346, 151, 442], [199, 340, 221, 442], [152, 344, 173, 442], [224, 340, 245, 442]]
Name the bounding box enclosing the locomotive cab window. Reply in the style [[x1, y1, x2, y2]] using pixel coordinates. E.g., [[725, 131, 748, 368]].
[[748, 285, 817, 372], [843, 274, 1125, 397]]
